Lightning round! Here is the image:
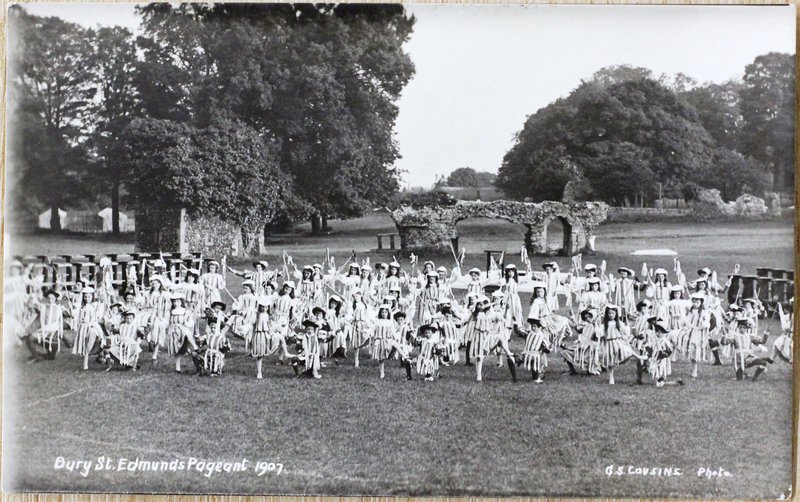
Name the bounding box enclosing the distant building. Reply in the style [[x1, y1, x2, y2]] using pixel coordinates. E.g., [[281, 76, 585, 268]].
[[437, 186, 506, 202], [97, 207, 135, 232], [37, 208, 67, 229]]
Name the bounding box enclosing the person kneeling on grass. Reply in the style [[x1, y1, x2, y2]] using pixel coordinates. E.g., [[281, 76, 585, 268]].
[[101, 310, 145, 371], [287, 319, 335, 379], [595, 305, 647, 385], [515, 315, 552, 383], [643, 317, 683, 388], [721, 317, 770, 382], [191, 315, 231, 377]]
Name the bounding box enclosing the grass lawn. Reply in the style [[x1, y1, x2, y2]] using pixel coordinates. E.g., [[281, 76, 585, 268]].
[[3, 215, 795, 497]]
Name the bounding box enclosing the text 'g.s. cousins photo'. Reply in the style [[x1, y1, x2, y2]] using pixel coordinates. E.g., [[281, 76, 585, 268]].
[[2, 2, 796, 499]]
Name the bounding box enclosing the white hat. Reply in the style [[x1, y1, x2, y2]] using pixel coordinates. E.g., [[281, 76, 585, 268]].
[[242, 279, 255, 288], [82, 286, 96, 294], [150, 275, 163, 283], [436, 266, 447, 273], [504, 263, 517, 269], [389, 285, 401, 292], [257, 297, 270, 308], [605, 304, 621, 313], [154, 259, 167, 267], [617, 267, 635, 276], [438, 296, 452, 305], [383, 294, 396, 303], [389, 261, 401, 268], [361, 264, 373, 272], [282, 281, 296, 290], [587, 277, 601, 285], [531, 281, 547, 291], [10, 260, 23, 268], [542, 262, 557, 269], [99, 257, 112, 267], [584, 264, 597, 271], [329, 294, 344, 304], [349, 263, 361, 270], [426, 271, 438, 278], [170, 292, 185, 301], [187, 268, 201, 276], [208, 260, 220, 267], [376, 262, 387, 269], [698, 267, 712, 276], [655, 268, 668, 275], [469, 267, 481, 275], [491, 290, 505, 298], [303, 264, 314, 271], [313, 263, 323, 269], [670, 284, 683, 292], [690, 292, 706, 301], [351, 287, 363, 296], [423, 260, 435, 267], [378, 303, 393, 313]]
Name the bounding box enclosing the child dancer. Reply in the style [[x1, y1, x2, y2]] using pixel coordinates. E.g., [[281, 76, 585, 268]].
[[502, 264, 523, 327], [72, 287, 104, 370], [682, 293, 711, 379], [201, 260, 226, 306], [721, 318, 770, 381], [471, 296, 517, 382], [346, 288, 371, 367], [595, 305, 647, 385], [166, 293, 198, 373], [517, 315, 552, 383]]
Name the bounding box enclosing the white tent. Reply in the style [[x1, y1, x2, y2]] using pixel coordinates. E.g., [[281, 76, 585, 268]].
[[38, 208, 67, 229], [97, 207, 128, 232]]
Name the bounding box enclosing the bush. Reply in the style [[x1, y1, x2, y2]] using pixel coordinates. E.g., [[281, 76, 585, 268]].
[[393, 191, 457, 209]]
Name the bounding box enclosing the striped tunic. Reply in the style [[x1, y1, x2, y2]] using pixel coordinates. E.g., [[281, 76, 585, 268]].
[[370, 319, 395, 361]]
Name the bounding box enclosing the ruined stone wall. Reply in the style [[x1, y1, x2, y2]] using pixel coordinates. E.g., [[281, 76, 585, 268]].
[[135, 206, 244, 257], [688, 189, 770, 221], [390, 200, 608, 255]]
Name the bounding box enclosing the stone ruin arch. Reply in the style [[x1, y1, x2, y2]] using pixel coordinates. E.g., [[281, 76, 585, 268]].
[[390, 200, 609, 255]]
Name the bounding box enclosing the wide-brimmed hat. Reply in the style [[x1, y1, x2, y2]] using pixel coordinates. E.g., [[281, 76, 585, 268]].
[[436, 266, 447, 273], [690, 292, 706, 302], [504, 263, 517, 270], [122, 309, 136, 318], [207, 260, 220, 267], [242, 279, 255, 289], [43, 288, 60, 299], [389, 261, 401, 268], [587, 277, 601, 285], [584, 264, 597, 272], [654, 268, 668, 276], [82, 287, 96, 294], [636, 300, 652, 310], [468, 267, 481, 275], [697, 267, 711, 276], [211, 301, 227, 311], [253, 260, 269, 268], [530, 281, 547, 291], [670, 284, 683, 292], [257, 298, 270, 308], [302, 319, 320, 329], [617, 267, 635, 276], [580, 308, 596, 320], [312, 306, 326, 317], [604, 304, 621, 314], [282, 281, 296, 290], [542, 262, 558, 270], [329, 294, 344, 304]]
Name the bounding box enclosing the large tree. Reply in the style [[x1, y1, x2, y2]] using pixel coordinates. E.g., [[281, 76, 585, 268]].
[[134, 4, 415, 233], [497, 77, 715, 204], [118, 118, 292, 253], [90, 26, 140, 234], [437, 167, 496, 187], [739, 52, 795, 190], [8, 7, 97, 229]]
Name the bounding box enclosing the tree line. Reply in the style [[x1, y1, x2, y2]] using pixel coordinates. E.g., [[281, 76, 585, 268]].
[[8, 4, 415, 250], [496, 59, 795, 205]]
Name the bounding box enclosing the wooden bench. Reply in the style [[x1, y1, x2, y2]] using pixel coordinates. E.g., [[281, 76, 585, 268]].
[[484, 250, 504, 273], [377, 233, 400, 250]]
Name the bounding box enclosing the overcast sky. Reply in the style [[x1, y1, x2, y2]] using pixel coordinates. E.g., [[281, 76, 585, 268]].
[[19, 2, 796, 188]]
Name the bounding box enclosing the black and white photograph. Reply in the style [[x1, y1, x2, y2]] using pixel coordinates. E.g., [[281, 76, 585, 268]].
[[2, 2, 796, 498]]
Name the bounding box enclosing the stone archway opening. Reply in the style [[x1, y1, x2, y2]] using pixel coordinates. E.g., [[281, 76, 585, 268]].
[[454, 217, 529, 255], [543, 216, 573, 255]]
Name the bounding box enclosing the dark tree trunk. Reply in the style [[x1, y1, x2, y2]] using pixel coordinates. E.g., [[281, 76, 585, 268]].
[[50, 204, 62, 232], [111, 180, 121, 235], [321, 214, 329, 232], [310, 214, 322, 235]]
